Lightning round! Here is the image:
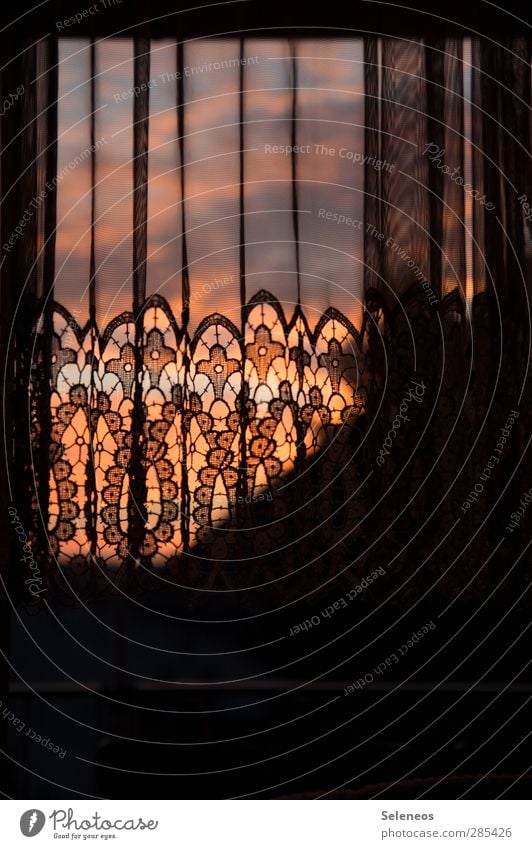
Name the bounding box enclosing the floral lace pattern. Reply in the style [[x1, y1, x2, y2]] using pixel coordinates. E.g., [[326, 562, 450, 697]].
[[19, 283, 532, 607], [44, 291, 367, 575]]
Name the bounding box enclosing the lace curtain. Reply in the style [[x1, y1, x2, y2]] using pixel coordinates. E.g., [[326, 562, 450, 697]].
[[4, 34, 531, 608]]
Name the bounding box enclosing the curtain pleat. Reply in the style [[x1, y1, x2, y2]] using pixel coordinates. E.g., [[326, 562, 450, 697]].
[[85, 39, 98, 559], [364, 38, 430, 306], [128, 37, 151, 562], [39, 37, 58, 581], [5, 39, 57, 601], [364, 37, 383, 298]]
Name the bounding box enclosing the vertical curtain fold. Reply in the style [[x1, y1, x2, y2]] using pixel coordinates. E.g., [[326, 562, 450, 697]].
[[85, 39, 98, 558], [238, 37, 248, 511], [361, 35, 531, 599], [364, 38, 430, 307], [177, 40, 191, 552], [475, 38, 532, 537]]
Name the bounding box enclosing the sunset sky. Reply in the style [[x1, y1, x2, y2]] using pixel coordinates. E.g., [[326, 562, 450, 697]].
[[55, 37, 366, 331]]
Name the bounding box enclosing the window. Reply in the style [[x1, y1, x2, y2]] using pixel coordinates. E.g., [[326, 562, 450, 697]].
[[7, 34, 530, 603]]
